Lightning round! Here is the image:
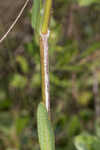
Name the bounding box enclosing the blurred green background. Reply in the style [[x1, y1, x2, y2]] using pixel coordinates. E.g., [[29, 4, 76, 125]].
[[0, 0, 100, 150]]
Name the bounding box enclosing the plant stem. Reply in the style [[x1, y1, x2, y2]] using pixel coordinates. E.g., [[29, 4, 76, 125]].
[[41, 0, 52, 34], [40, 32, 50, 114], [40, 0, 52, 115]]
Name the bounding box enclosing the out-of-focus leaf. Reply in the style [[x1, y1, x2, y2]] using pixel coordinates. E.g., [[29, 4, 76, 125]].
[[15, 115, 29, 135], [0, 112, 12, 135], [0, 125, 11, 135], [0, 99, 11, 109], [50, 73, 71, 87], [74, 133, 100, 150], [56, 42, 78, 66], [0, 90, 11, 109], [80, 42, 100, 58], [16, 56, 29, 73], [79, 109, 93, 121], [95, 120, 100, 138], [0, 90, 6, 100], [78, 91, 92, 106], [77, 0, 100, 6], [67, 116, 81, 137], [58, 65, 83, 72], [10, 74, 27, 89], [31, 73, 41, 87]]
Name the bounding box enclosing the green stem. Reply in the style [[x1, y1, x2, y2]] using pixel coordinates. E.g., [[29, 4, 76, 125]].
[[40, 0, 52, 116], [41, 0, 52, 34]]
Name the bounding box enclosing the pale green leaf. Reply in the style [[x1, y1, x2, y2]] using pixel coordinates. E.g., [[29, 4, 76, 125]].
[[37, 103, 55, 150], [31, 0, 42, 33]]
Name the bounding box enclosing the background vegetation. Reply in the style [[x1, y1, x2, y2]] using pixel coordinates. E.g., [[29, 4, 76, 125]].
[[0, 0, 100, 149]]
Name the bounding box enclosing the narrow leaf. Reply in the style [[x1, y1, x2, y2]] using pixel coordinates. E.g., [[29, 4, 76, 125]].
[[37, 103, 55, 150], [31, 0, 41, 32]]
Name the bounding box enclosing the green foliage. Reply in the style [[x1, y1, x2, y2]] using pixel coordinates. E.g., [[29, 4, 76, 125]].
[[95, 120, 100, 138], [77, 0, 100, 6], [37, 103, 55, 150], [10, 73, 27, 89], [1, 0, 100, 149], [74, 133, 100, 150], [78, 91, 92, 106], [15, 115, 29, 135], [67, 116, 81, 137], [16, 56, 29, 73]]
